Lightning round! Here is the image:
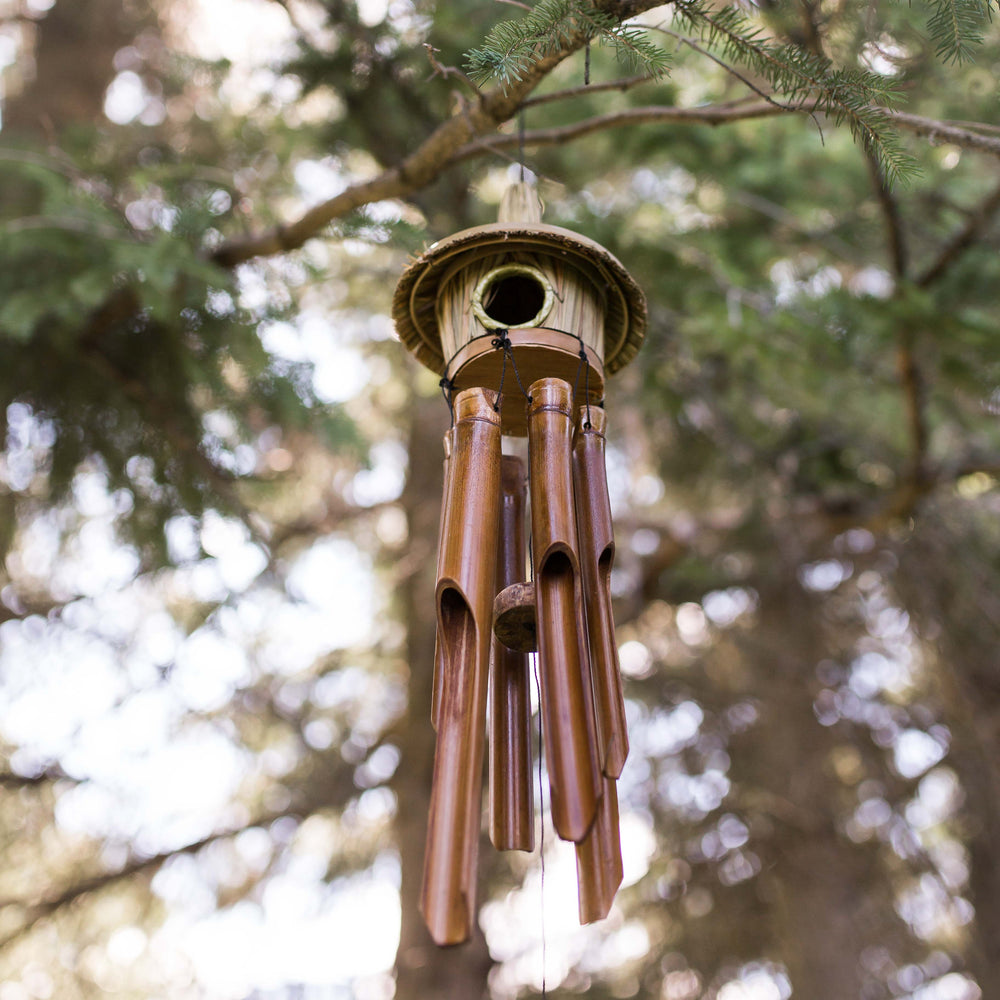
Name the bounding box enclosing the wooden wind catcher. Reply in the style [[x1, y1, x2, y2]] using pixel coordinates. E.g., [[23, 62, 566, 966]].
[[392, 183, 646, 946]]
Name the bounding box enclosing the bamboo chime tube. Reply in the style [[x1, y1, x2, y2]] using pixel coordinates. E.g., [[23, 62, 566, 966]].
[[575, 774, 624, 923], [527, 377, 602, 843], [421, 388, 502, 946], [489, 456, 534, 852], [431, 427, 455, 732], [572, 406, 629, 778]]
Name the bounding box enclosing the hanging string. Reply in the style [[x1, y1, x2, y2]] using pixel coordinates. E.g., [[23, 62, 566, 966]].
[[532, 652, 548, 1000], [438, 375, 456, 427], [518, 110, 526, 183], [570, 340, 588, 408], [442, 324, 605, 421], [522, 460, 546, 1000], [490, 330, 534, 405]]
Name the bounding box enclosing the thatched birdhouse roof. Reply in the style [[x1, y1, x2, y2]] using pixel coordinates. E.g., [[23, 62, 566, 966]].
[[392, 186, 647, 377]]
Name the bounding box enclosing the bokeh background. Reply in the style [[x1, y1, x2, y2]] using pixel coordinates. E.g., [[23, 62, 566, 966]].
[[1, 1, 999, 997]]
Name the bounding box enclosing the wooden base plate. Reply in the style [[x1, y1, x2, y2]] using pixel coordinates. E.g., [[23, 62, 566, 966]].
[[450, 329, 604, 437]]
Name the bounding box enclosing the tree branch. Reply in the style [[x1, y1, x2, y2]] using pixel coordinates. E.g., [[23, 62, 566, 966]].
[[0, 765, 76, 788], [212, 0, 668, 267], [207, 81, 998, 271], [865, 151, 908, 281], [520, 73, 656, 108], [863, 150, 927, 495], [895, 326, 929, 488], [644, 22, 800, 114], [887, 110, 1000, 159], [917, 176, 1000, 288], [451, 99, 790, 162], [0, 817, 284, 951]]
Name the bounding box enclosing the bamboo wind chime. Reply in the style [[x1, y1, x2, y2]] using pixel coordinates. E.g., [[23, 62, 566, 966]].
[[392, 182, 646, 946]]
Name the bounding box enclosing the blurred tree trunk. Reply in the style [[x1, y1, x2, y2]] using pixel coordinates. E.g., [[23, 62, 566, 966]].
[[393, 390, 493, 999], [2, 0, 135, 136], [896, 526, 1000, 988], [736, 576, 911, 997]]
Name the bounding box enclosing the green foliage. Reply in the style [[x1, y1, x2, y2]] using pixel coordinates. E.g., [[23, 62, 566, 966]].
[[0, 152, 359, 562], [464, 0, 669, 88], [671, 1, 917, 185], [926, 0, 997, 63]]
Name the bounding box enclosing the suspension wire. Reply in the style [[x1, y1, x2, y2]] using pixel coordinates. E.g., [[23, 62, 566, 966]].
[[533, 652, 548, 1000], [438, 375, 456, 428], [493, 334, 509, 410], [489, 330, 534, 404], [570, 339, 588, 409], [518, 110, 526, 182], [523, 458, 546, 1000]]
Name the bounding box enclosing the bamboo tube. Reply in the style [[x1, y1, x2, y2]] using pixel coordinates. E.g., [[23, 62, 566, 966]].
[[573, 406, 629, 778], [431, 427, 456, 731], [527, 377, 602, 843], [575, 775, 624, 924], [489, 455, 534, 852], [421, 388, 502, 946]]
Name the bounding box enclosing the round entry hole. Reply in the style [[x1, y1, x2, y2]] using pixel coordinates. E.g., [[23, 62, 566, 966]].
[[474, 265, 553, 329]]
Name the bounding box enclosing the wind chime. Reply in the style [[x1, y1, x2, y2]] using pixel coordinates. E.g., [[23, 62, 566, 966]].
[[392, 182, 646, 946]]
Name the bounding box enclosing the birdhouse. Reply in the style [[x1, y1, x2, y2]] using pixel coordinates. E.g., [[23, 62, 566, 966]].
[[392, 182, 646, 947]]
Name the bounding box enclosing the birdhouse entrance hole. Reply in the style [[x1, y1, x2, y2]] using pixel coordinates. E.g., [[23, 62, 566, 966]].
[[473, 264, 554, 330]]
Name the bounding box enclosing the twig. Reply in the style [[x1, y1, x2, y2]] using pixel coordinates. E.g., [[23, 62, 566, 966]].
[[449, 100, 792, 162], [208, 74, 1000, 269], [644, 22, 797, 114], [0, 765, 76, 788], [930, 119, 1000, 137], [917, 177, 1000, 288], [863, 150, 927, 498], [520, 73, 655, 108], [865, 151, 908, 280], [731, 189, 859, 262], [211, 0, 674, 266], [896, 326, 929, 489], [423, 44, 481, 94], [887, 110, 1000, 158], [0, 807, 310, 952]]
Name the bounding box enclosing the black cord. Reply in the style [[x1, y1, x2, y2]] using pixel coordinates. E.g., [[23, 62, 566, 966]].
[[571, 342, 588, 408], [438, 375, 456, 427], [519, 110, 526, 182], [489, 331, 533, 405], [443, 325, 602, 414], [533, 653, 547, 1000], [491, 332, 510, 410]]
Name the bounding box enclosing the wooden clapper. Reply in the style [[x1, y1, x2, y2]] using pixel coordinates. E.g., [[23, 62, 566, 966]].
[[392, 182, 647, 946]]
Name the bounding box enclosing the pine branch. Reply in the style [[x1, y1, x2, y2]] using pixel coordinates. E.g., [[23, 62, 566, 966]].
[[926, 0, 996, 64], [465, 0, 668, 90], [211, 97, 1000, 268], [671, 1, 917, 185]]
